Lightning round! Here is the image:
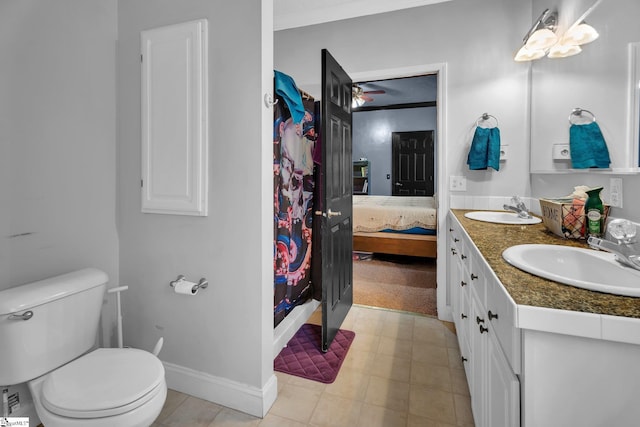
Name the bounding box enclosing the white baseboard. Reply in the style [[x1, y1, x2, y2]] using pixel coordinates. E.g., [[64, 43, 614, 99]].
[[273, 299, 320, 358], [163, 362, 277, 418]]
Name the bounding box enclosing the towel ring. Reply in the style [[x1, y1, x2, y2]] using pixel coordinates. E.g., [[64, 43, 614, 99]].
[[476, 113, 499, 128], [568, 108, 596, 124]]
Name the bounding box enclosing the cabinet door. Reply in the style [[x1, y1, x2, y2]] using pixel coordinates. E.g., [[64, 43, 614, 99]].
[[486, 332, 520, 427], [141, 19, 209, 216], [470, 291, 487, 426]]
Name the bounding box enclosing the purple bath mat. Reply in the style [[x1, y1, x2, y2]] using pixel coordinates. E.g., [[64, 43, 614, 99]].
[[274, 323, 356, 384]]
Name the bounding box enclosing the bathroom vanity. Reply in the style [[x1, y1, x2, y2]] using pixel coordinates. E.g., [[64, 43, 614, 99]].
[[448, 210, 640, 427]]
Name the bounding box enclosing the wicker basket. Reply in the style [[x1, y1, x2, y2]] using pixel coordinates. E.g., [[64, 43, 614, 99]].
[[539, 198, 610, 239]]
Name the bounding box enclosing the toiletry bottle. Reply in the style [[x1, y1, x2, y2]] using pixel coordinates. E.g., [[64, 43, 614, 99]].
[[585, 187, 604, 238]]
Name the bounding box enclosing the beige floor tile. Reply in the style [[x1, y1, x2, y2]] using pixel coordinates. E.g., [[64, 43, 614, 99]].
[[324, 368, 370, 400], [283, 373, 327, 392], [156, 389, 190, 422], [364, 375, 411, 412], [268, 383, 321, 424], [407, 414, 456, 427], [207, 407, 261, 427], [350, 331, 381, 353], [450, 368, 470, 396], [378, 335, 413, 359], [356, 403, 408, 427], [160, 396, 224, 427], [341, 347, 376, 373], [409, 384, 456, 424], [258, 413, 308, 427], [309, 393, 363, 427], [410, 361, 452, 392], [412, 341, 450, 366], [453, 393, 475, 425], [370, 352, 412, 382], [413, 323, 448, 346]]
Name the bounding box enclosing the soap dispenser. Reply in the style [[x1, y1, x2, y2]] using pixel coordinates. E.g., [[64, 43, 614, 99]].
[[585, 186, 604, 238]]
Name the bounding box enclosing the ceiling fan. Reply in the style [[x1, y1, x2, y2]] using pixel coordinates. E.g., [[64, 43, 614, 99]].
[[352, 85, 385, 107]]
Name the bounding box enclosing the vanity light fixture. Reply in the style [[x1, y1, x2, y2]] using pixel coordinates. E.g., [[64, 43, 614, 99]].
[[515, 0, 603, 62]]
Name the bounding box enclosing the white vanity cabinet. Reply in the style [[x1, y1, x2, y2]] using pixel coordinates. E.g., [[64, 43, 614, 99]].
[[447, 213, 520, 427]]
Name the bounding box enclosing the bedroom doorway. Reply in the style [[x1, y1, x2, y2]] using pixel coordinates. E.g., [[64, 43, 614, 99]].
[[351, 72, 440, 317]]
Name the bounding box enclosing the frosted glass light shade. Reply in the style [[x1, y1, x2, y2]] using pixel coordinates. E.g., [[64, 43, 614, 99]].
[[525, 28, 558, 50], [514, 45, 546, 62], [548, 43, 582, 59], [563, 23, 599, 45]]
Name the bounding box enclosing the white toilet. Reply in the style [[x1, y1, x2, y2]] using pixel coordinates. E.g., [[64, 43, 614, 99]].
[[0, 268, 167, 427]]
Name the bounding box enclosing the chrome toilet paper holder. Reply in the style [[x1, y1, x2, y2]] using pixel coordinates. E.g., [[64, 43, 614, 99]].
[[169, 275, 208, 293]]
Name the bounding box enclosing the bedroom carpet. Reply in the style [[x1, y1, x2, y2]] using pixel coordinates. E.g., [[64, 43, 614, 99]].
[[353, 253, 437, 317], [274, 323, 355, 384]]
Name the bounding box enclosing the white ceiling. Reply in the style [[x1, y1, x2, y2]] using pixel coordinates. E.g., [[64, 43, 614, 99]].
[[274, 0, 452, 31], [355, 74, 438, 108]]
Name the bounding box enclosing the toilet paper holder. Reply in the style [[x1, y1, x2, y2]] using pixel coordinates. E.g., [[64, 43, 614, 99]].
[[169, 275, 208, 293]]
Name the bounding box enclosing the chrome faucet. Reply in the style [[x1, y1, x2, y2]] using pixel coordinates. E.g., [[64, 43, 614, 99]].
[[503, 196, 532, 219], [587, 219, 640, 271]]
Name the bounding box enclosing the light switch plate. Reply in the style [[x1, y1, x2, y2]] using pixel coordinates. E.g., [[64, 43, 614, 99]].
[[609, 178, 623, 208]]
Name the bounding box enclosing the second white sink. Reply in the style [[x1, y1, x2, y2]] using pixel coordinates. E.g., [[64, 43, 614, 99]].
[[465, 211, 542, 225], [502, 244, 640, 297]]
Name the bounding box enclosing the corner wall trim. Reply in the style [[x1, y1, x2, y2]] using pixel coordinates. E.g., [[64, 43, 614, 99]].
[[163, 362, 278, 418]]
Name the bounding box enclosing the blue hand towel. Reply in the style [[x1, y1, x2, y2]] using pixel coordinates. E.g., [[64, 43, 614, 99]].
[[274, 70, 305, 124], [569, 122, 611, 169], [467, 127, 501, 171]]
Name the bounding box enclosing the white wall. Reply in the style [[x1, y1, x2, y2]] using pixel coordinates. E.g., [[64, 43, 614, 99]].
[[0, 0, 119, 339], [117, 0, 275, 416], [0, 1, 118, 420], [275, 0, 533, 200]]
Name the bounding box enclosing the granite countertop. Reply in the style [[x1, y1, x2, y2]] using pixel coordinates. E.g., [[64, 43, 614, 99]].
[[452, 209, 640, 319]]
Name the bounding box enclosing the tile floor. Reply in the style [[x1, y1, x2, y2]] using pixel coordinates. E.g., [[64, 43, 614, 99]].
[[152, 305, 474, 427]]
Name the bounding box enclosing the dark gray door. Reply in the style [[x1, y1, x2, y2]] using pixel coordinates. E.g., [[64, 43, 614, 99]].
[[320, 49, 353, 352], [392, 130, 435, 196]]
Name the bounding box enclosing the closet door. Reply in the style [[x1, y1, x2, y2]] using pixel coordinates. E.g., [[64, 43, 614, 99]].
[[320, 49, 353, 352]]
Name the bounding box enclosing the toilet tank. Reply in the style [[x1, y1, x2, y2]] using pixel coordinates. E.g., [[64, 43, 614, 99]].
[[0, 268, 108, 386]]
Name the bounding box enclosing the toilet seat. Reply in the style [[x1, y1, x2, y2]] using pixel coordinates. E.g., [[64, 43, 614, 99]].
[[41, 348, 165, 419]]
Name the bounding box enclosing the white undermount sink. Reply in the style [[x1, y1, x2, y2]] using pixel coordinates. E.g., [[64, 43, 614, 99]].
[[502, 244, 640, 297], [464, 211, 542, 225]]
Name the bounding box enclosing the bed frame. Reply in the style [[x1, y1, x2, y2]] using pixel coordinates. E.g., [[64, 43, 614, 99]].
[[353, 231, 437, 258]]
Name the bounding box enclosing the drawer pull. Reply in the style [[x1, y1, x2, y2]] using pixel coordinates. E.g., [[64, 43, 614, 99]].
[[471, 273, 479, 280], [476, 316, 485, 325], [488, 310, 499, 320], [454, 238, 460, 242], [460, 280, 467, 287], [461, 313, 468, 319], [461, 356, 468, 363], [479, 325, 489, 334], [449, 228, 454, 232], [461, 254, 467, 260]]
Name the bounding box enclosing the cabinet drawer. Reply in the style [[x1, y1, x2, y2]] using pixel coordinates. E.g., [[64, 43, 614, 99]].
[[486, 274, 521, 374]]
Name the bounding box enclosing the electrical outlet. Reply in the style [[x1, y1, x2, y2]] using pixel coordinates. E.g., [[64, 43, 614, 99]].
[[449, 175, 467, 192], [609, 178, 623, 208]]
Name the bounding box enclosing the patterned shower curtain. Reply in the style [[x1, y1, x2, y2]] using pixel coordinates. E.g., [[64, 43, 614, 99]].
[[273, 81, 318, 328]]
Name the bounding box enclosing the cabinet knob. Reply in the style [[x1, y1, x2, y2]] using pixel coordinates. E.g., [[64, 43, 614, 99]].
[[488, 310, 499, 320], [451, 248, 457, 256], [479, 325, 489, 334], [461, 254, 467, 260], [460, 280, 467, 287], [476, 316, 485, 324], [454, 238, 460, 242], [449, 228, 454, 232], [461, 356, 468, 363], [471, 273, 479, 280], [461, 313, 468, 319]]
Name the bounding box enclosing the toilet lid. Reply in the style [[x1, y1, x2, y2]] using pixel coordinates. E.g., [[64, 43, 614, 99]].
[[41, 348, 165, 418]]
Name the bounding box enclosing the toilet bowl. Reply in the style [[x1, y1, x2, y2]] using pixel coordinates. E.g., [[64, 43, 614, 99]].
[[29, 348, 167, 427], [0, 269, 168, 427]]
